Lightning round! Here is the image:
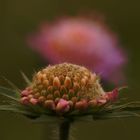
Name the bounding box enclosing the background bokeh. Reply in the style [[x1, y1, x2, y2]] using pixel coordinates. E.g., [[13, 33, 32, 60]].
[[0, 0, 140, 140]]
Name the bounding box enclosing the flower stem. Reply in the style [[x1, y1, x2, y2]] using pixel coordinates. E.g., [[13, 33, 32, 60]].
[[59, 119, 71, 140]]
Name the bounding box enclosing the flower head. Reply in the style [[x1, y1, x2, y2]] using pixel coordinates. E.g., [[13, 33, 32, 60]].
[[0, 63, 140, 121], [20, 63, 118, 115], [28, 17, 127, 84]]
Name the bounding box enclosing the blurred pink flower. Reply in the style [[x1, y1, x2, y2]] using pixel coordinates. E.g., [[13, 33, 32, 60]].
[[27, 17, 127, 84]]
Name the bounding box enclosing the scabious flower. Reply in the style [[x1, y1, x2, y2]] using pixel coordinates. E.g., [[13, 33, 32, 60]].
[[0, 63, 140, 140], [28, 17, 127, 84], [0, 62, 139, 119], [20, 63, 119, 115]]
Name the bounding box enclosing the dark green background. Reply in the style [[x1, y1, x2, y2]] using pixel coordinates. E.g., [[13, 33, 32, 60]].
[[0, 0, 140, 140]]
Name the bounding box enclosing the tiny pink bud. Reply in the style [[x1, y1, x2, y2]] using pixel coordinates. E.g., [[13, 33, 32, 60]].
[[64, 76, 72, 88], [73, 82, 80, 91], [55, 98, 60, 104], [38, 96, 46, 103], [69, 89, 75, 96], [68, 100, 73, 108], [43, 80, 49, 87], [44, 100, 55, 110], [88, 99, 98, 107], [53, 77, 61, 88], [56, 99, 70, 113], [47, 86, 53, 93], [81, 78, 87, 86], [47, 94, 54, 100], [30, 98, 38, 105], [97, 99, 107, 106], [106, 88, 119, 102], [20, 97, 29, 105], [54, 90, 60, 97], [71, 97, 78, 104], [75, 100, 88, 110], [62, 94, 69, 100], [21, 90, 30, 97], [28, 94, 33, 99]]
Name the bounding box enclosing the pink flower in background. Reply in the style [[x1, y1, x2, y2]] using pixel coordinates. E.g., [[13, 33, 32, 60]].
[[28, 17, 127, 84]]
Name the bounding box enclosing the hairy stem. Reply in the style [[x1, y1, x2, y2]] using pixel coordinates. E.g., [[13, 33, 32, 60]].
[[42, 119, 72, 140], [59, 119, 71, 140]]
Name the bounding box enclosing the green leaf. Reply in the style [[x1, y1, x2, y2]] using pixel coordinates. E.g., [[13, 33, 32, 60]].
[[0, 86, 20, 101]]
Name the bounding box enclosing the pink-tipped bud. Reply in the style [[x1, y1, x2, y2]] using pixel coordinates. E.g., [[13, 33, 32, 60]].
[[62, 94, 69, 100], [81, 78, 87, 86], [34, 92, 40, 98], [56, 99, 70, 113], [53, 77, 61, 88], [47, 94, 54, 100], [75, 100, 88, 110], [73, 82, 80, 91], [44, 100, 55, 110], [28, 94, 33, 99], [88, 99, 98, 107], [106, 88, 119, 102], [69, 89, 75, 96], [30, 98, 38, 105], [38, 96, 46, 103], [97, 99, 107, 106], [54, 90, 60, 97], [55, 98, 60, 104], [20, 97, 29, 105], [21, 90, 30, 97], [71, 97, 78, 104], [68, 100, 74, 108], [64, 76, 72, 88], [43, 80, 49, 87], [47, 86, 53, 93]]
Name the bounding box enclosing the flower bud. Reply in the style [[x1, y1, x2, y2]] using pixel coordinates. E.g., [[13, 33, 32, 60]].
[[30, 98, 38, 105], [75, 100, 88, 110], [88, 99, 98, 107], [34, 92, 40, 98], [64, 76, 72, 88], [38, 96, 46, 103], [56, 99, 70, 113], [53, 77, 61, 88], [47, 94, 54, 100], [47, 86, 53, 93], [27, 94, 33, 99], [21, 90, 30, 97], [69, 89, 75, 96], [106, 88, 119, 102], [43, 80, 49, 87], [71, 97, 78, 104], [62, 94, 69, 100], [20, 97, 29, 105], [20, 63, 108, 115], [54, 90, 60, 97], [44, 100, 55, 110], [97, 99, 107, 106]]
